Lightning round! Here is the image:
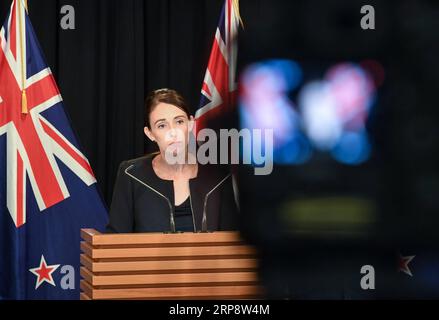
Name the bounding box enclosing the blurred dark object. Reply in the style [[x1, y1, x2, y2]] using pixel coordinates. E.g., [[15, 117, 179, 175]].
[[236, 0, 439, 299]]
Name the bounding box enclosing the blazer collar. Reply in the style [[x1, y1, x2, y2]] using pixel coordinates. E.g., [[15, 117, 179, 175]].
[[126, 152, 231, 222]]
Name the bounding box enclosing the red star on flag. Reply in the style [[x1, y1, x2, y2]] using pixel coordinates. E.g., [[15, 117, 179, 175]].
[[398, 254, 415, 277], [29, 255, 60, 289]]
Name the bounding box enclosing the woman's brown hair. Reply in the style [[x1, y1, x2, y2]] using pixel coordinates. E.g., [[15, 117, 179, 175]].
[[144, 88, 190, 128]]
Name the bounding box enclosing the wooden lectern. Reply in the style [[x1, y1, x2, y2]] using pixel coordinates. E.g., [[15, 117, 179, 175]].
[[80, 229, 263, 300]]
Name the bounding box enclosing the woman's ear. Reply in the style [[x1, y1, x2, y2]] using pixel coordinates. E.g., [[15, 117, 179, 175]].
[[144, 126, 155, 142]]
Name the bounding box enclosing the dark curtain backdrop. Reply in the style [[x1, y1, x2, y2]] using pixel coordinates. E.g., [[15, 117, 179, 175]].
[[0, 0, 233, 205]]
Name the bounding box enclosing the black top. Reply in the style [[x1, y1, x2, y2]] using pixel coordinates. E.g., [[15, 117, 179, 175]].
[[106, 153, 239, 233], [174, 196, 194, 232]]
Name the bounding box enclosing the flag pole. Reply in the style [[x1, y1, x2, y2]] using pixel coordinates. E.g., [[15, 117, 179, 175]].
[[18, 0, 28, 114]]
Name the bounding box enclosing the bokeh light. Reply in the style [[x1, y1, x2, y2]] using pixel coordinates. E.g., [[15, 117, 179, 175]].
[[239, 59, 380, 166]]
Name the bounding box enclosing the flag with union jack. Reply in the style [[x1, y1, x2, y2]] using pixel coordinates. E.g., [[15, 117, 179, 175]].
[[194, 0, 241, 135], [0, 0, 108, 299]]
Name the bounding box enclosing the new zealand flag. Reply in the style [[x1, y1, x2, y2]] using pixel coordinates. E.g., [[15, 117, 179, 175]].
[[0, 0, 108, 299]]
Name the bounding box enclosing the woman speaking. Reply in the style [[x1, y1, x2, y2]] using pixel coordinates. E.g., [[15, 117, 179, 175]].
[[106, 88, 239, 233]]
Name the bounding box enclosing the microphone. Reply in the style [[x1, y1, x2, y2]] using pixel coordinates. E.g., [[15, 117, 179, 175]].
[[124, 164, 176, 233], [201, 173, 232, 232]]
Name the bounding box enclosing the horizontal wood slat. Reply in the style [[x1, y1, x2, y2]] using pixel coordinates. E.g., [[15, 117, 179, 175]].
[[81, 242, 256, 259], [80, 280, 262, 300], [81, 254, 258, 273], [80, 280, 93, 298], [79, 292, 91, 300], [80, 267, 258, 286], [81, 229, 244, 246]]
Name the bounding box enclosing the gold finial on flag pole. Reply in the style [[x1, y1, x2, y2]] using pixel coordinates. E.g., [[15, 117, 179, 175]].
[[232, 0, 244, 28], [18, 0, 28, 114]]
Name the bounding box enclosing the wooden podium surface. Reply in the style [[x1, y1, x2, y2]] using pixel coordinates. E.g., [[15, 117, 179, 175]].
[[80, 229, 263, 300]]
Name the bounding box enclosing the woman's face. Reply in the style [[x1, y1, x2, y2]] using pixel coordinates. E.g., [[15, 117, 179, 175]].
[[144, 103, 194, 160]]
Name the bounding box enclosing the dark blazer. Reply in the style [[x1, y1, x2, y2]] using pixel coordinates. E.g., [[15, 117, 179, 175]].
[[106, 153, 239, 233]]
